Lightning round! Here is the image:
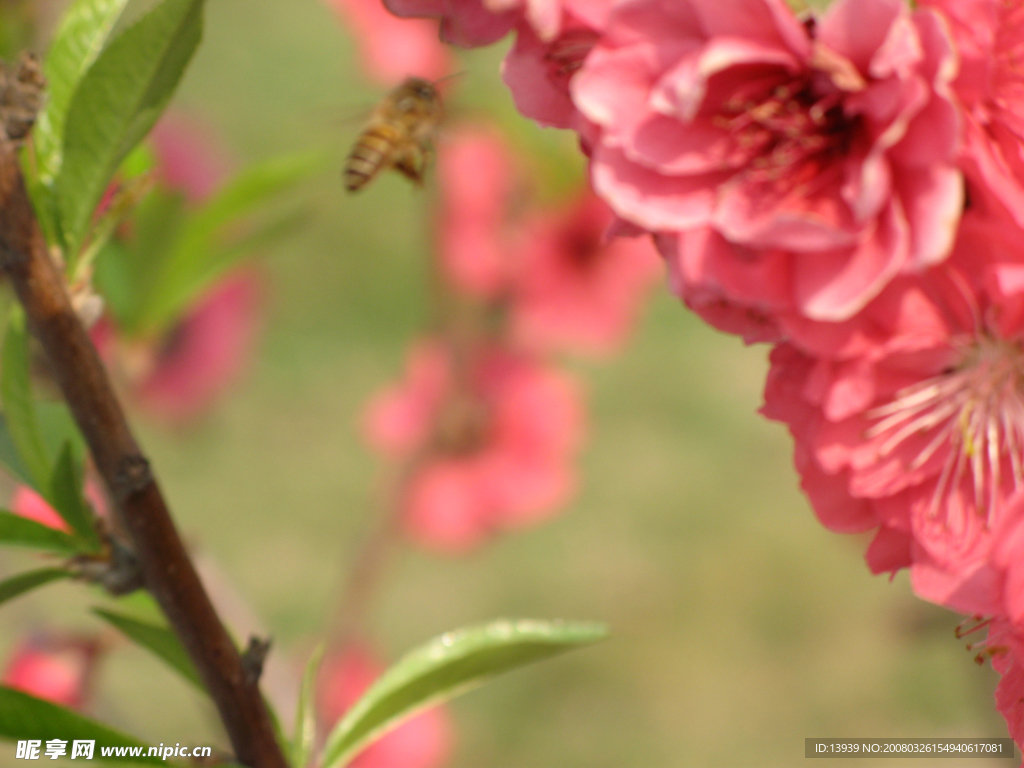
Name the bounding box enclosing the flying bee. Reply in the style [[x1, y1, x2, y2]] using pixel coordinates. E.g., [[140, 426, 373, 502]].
[[344, 77, 444, 192]]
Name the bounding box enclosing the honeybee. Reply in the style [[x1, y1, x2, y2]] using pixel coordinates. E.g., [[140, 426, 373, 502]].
[[344, 77, 444, 192]]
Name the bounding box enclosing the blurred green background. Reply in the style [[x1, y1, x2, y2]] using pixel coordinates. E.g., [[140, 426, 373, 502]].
[[0, 0, 1008, 765]]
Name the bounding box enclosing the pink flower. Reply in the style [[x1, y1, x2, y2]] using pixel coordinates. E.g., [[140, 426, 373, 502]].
[[761, 212, 1024, 615], [511, 191, 662, 356], [92, 270, 264, 425], [979, 492, 1024, 625], [572, 0, 963, 322], [10, 481, 107, 532], [968, 618, 1024, 757], [318, 644, 453, 768], [657, 227, 787, 344], [11, 487, 70, 531], [131, 269, 264, 424], [919, 0, 1024, 229], [436, 127, 662, 349], [383, 0, 522, 48], [149, 113, 230, 203], [437, 126, 517, 298], [364, 340, 585, 551], [502, 0, 612, 128], [325, 0, 452, 84], [2, 636, 102, 709], [994, 648, 1024, 759]]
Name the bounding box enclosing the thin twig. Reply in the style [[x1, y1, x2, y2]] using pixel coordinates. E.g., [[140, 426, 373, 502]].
[[0, 137, 288, 768], [331, 456, 423, 641]]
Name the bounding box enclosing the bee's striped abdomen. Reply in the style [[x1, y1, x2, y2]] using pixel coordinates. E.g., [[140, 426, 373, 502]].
[[344, 121, 403, 192]]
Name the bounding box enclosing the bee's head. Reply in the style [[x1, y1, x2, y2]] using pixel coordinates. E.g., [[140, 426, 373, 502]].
[[395, 77, 441, 115]]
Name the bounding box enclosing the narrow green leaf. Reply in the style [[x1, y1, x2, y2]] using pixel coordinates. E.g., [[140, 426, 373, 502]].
[[291, 643, 324, 768], [55, 0, 204, 257], [36, 401, 88, 472], [0, 568, 69, 607], [95, 188, 187, 329], [1, 309, 50, 489], [137, 151, 320, 331], [92, 608, 202, 690], [0, 685, 163, 763], [49, 443, 101, 551], [0, 510, 79, 554], [0, 415, 32, 485], [321, 619, 607, 768], [35, 0, 131, 188]]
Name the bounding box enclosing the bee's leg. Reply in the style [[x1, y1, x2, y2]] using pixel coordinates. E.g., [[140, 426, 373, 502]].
[[394, 141, 434, 186], [393, 146, 425, 185]]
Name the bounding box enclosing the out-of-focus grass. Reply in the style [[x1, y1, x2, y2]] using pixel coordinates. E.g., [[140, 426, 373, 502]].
[[0, 0, 1006, 766]]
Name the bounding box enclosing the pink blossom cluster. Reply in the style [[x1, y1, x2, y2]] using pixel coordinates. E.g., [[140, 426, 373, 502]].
[[2, 634, 102, 710], [362, 125, 661, 551], [379, 0, 1024, 750]]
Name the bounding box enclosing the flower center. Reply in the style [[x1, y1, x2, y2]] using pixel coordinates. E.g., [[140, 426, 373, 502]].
[[865, 334, 1024, 524], [544, 29, 599, 83], [713, 74, 857, 187]]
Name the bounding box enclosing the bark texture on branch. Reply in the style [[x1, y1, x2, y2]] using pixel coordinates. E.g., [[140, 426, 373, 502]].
[[0, 137, 288, 768]]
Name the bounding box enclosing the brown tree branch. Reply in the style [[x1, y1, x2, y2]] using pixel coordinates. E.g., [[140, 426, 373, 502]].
[[0, 137, 289, 768]]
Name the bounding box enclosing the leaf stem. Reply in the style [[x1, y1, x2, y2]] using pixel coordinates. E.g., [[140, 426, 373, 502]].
[[0, 136, 288, 768]]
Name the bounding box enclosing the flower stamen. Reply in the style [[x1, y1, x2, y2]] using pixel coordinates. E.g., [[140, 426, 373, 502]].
[[865, 334, 1024, 525]]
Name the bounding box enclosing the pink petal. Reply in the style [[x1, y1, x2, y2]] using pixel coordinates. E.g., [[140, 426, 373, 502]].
[[591, 144, 721, 231], [791, 203, 908, 321], [818, 0, 904, 75]]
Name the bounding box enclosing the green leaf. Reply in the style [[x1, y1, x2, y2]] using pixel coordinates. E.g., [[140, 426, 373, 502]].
[[55, 0, 204, 258], [95, 189, 187, 329], [92, 608, 202, 690], [36, 401, 88, 472], [49, 443, 101, 551], [0, 568, 69, 607], [0, 415, 32, 485], [137, 151, 320, 331], [291, 643, 324, 768], [321, 619, 607, 768], [35, 0, 131, 189], [0, 510, 80, 554], [1, 310, 50, 490], [0, 685, 163, 763]]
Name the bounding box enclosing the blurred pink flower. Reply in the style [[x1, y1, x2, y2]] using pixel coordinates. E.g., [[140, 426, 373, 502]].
[[437, 126, 517, 298], [511, 191, 662, 356], [92, 270, 264, 425], [572, 0, 963, 322], [149, 113, 230, 203], [318, 643, 453, 768], [2, 636, 102, 709], [364, 340, 585, 550], [325, 0, 452, 84], [132, 269, 264, 424], [11, 487, 69, 531], [384, 0, 516, 48], [10, 481, 107, 532], [437, 127, 662, 351]]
